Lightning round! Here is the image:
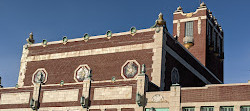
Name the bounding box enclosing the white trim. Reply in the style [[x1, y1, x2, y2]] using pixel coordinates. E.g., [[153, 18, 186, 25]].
[[26, 42, 154, 62], [173, 8, 207, 15], [173, 16, 207, 23], [28, 28, 155, 47], [207, 19, 223, 39], [165, 45, 211, 84]]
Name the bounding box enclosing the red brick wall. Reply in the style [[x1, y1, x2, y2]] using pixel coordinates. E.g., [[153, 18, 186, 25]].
[[172, 9, 223, 83], [24, 49, 153, 86], [173, 11, 207, 66], [122, 108, 135, 111], [89, 109, 101, 111], [181, 85, 250, 102], [24, 31, 155, 86]]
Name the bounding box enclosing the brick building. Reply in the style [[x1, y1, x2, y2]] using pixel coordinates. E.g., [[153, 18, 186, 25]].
[[0, 2, 249, 111]]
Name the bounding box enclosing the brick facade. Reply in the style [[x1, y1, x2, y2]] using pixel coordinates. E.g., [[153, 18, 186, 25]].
[[0, 2, 249, 111]]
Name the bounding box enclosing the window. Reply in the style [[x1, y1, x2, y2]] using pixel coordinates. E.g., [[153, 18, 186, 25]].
[[201, 107, 214, 111], [185, 21, 194, 37], [241, 106, 250, 111], [220, 106, 234, 111], [183, 107, 195, 111]]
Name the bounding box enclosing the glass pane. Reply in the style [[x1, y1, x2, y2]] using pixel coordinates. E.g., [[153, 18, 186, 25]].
[[185, 21, 193, 37]]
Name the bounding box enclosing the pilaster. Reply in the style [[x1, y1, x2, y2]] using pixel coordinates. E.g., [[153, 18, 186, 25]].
[[169, 85, 181, 111]]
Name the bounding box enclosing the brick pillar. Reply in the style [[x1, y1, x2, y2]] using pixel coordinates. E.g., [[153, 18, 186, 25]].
[[169, 84, 181, 111], [136, 73, 146, 111], [32, 83, 41, 111], [80, 79, 91, 111]]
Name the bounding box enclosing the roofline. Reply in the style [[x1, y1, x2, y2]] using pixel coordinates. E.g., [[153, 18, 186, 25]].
[[28, 28, 156, 47]]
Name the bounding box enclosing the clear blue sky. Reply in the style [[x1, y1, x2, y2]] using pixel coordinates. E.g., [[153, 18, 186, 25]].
[[0, 0, 249, 87]]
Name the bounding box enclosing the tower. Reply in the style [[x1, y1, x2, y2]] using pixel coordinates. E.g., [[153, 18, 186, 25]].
[[173, 2, 224, 82]]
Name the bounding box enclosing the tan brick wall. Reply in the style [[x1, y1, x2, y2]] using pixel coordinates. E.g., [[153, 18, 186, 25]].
[[42, 89, 79, 103], [0, 92, 30, 105], [93, 86, 132, 100]]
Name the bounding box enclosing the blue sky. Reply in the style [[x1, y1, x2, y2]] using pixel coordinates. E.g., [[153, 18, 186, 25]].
[[0, 0, 249, 87]]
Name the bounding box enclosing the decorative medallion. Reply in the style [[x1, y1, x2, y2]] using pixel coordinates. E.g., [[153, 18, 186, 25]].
[[171, 67, 180, 84], [106, 30, 112, 39], [62, 36, 68, 44], [32, 68, 48, 84], [83, 33, 90, 42], [74, 65, 91, 82], [152, 94, 164, 102], [121, 60, 140, 79], [42, 39, 47, 47], [130, 27, 137, 36]]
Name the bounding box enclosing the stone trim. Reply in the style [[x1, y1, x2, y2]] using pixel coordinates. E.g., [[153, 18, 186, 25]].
[[0, 92, 30, 105], [173, 16, 207, 23], [42, 89, 79, 103], [173, 8, 207, 15], [93, 86, 132, 100], [29, 28, 155, 47], [14, 78, 137, 87], [26, 42, 154, 62], [18, 45, 29, 87], [151, 27, 166, 90]]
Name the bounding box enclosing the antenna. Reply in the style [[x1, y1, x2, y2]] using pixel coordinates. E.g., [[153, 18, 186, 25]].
[[199, 0, 201, 4]]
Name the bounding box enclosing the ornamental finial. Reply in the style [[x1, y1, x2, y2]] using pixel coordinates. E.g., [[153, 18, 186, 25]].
[[199, 2, 207, 8], [151, 13, 166, 28], [26, 32, 35, 44], [175, 6, 183, 12]]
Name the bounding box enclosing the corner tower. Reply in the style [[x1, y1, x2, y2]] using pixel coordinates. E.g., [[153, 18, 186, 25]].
[[172, 2, 224, 82]]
